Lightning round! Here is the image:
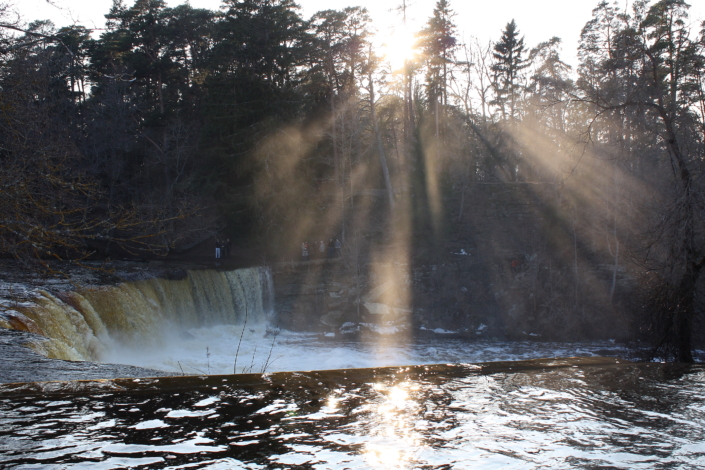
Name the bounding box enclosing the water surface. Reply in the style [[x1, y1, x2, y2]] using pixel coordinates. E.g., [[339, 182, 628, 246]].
[[102, 324, 634, 375], [1, 358, 704, 469]]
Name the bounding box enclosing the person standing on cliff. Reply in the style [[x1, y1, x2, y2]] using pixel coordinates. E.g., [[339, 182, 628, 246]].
[[335, 238, 341, 257], [215, 238, 221, 259], [302, 241, 309, 262], [225, 238, 231, 258]]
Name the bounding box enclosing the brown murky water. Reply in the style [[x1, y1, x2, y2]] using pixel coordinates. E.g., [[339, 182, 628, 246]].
[[1, 357, 704, 469]]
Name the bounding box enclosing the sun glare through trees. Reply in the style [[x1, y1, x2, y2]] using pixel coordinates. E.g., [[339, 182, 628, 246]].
[[1, 0, 705, 362]]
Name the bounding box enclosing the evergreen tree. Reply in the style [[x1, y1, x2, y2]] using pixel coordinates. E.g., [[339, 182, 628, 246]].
[[491, 19, 528, 120], [578, 0, 705, 362], [527, 37, 573, 132], [420, 0, 457, 107], [204, 0, 308, 160]]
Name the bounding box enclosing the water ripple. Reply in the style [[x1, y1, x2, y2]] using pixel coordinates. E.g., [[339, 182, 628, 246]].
[[0, 358, 703, 469]]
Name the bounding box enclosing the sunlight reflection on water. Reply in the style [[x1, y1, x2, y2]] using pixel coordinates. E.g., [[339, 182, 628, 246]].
[[1, 358, 704, 469]]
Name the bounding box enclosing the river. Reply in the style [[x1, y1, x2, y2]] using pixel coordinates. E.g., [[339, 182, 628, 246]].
[[2, 267, 704, 468], [1, 357, 704, 469]]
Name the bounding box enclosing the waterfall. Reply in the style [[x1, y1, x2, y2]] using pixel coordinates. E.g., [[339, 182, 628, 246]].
[[10, 267, 274, 362]]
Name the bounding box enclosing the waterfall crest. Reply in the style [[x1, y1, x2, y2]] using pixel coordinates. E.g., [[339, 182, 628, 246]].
[[12, 267, 273, 362]]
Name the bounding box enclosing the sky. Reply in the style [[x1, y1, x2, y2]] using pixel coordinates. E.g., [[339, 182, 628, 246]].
[[11, 0, 705, 70]]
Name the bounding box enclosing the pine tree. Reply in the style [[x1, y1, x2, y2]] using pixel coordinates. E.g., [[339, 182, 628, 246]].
[[491, 19, 528, 120], [578, 0, 705, 362], [420, 0, 457, 107]]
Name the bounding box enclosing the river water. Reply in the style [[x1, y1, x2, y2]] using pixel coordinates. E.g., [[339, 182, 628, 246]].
[[100, 324, 638, 376], [1, 357, 704, 469]]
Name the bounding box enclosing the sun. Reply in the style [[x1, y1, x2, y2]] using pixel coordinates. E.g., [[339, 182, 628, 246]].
[[379, 26, 418, 71]]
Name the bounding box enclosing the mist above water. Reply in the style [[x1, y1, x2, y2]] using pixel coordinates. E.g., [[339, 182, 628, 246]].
[[103, 321, 633, 376]]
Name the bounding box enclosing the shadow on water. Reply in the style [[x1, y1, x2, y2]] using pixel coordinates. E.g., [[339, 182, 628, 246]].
[[1, 357, 704, 469]]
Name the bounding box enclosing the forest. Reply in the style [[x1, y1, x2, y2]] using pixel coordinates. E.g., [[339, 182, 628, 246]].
[[0, 0, 704, 361]]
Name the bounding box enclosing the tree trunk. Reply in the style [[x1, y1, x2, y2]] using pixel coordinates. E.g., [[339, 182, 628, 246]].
[[675, 271, 696, 362], [368, 71, 394, 209], [650, 57, 700, 361]]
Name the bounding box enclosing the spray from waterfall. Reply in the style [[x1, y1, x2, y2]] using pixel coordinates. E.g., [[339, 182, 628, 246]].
[[10, 267, 275, 364]]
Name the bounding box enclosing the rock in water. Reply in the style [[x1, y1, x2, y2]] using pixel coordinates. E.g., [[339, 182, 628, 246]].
[[320, 311, 345, 328], [363, 302, 390, 315]]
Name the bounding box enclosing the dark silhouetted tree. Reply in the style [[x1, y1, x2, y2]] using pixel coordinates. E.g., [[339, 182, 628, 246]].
[[492, 19, 528, 120]]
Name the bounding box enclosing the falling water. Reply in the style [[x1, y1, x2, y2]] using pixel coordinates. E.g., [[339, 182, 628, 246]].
[[7, 267, 273, 363]]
